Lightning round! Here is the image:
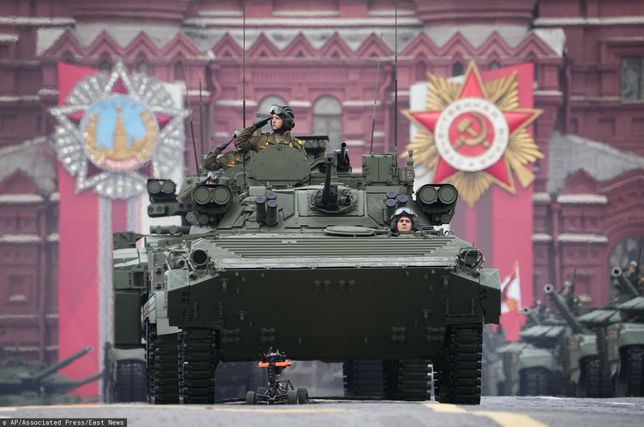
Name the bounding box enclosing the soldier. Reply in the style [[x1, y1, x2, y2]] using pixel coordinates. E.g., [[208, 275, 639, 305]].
[[203, 131, 242, 171], [235, 105, 305, 154], [389, 207, 418, 236]]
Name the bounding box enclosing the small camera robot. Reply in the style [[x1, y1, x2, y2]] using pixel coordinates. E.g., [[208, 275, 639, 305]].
[[246, 349, 309, 405]]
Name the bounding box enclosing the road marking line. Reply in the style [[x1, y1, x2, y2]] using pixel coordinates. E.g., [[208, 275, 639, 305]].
[[0, 408, 17, 412], [472, 411, 549, 427], [423, 403, 467, 413], [207, 407, 347, 413]]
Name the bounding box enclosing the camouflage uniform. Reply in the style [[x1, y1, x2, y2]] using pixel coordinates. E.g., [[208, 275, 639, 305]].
[[203, 147, 243, 170], [234, 123, 304, 154]]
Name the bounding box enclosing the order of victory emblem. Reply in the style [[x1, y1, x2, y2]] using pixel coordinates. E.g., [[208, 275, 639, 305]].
[[51, 62, 187, 199], [404, 61, 543, 207]]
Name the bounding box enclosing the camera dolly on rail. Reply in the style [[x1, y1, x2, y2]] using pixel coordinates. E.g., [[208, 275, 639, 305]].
[[246, 349, 309, 405]]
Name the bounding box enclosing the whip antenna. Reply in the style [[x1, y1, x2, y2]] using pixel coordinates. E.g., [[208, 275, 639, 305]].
[[199, 79, 204, 157], [369, 34, 383, 154], [393, 0, 398, 150], [242, 5, 247, 127], [181, 51, 201, 181]]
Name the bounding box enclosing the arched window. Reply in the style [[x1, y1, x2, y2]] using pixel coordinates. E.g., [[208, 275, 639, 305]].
[[98, 56, 112, 71], [257, 96, 286, 132], [488, 61, 501, 70], [174, 61, 185, 81], [137, 57, 148, 74], [451, 62, 464, 77], [313, 96, 342, 150]]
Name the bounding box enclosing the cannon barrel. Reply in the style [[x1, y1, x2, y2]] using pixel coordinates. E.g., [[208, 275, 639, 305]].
[[520, 306, 541, 326], [32, 346, 93, 382], [44, 372, 103, 394], [611, 266, 640, 297], [544, 284, 585, 334]]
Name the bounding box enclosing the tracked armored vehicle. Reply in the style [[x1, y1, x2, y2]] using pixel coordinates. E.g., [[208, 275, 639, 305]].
[[113, 141, 500, 404]]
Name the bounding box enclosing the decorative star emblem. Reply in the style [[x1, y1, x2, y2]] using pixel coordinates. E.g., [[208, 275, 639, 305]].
[[51, 62, 187, 199], [404, 61, 543, 207]]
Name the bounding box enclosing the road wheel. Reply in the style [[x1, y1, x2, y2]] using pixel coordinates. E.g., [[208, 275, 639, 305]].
[[619, 347, 644, 397], [114, 360, 146, 402], [579, 357, 601, 398], [343, 360, 384, 399], [520, 367, 551, 396]]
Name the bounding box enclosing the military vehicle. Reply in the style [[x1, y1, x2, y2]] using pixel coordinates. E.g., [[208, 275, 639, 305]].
[[0, 346, 102, 406], [544, 283, 601, 397], [576, 267, 644, 397], [110, 140, 500, 405]]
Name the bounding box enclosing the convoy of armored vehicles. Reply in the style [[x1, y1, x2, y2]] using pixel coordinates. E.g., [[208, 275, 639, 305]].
[[105, 138, 501, 405]]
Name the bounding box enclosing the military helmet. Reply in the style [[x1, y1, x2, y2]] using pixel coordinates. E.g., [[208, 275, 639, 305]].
[[389, 207, 418, 234], [269, 104, 295, 133]]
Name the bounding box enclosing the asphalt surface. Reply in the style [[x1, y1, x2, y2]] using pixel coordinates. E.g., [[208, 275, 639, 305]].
[[1, 397, 643, 427]]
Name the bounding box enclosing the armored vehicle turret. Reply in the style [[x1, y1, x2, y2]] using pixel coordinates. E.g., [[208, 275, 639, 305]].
[[0, 346, 101, 406], [112, 141, 501, 405], [544, 284, 601, 397], [577, 268, 644, 397]]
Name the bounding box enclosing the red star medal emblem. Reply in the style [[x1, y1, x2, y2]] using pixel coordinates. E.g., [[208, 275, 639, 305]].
[[404, 62, 543, 206]]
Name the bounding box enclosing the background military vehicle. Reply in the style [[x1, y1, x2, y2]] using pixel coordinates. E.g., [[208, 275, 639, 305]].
[[576, 267, 644, 397], [110, 139, 501, 405], [544, 283, 601, 397], [0, 346, 101, 406]]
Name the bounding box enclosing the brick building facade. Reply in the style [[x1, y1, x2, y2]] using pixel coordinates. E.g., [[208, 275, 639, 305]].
[[0, 0, 643, 362]]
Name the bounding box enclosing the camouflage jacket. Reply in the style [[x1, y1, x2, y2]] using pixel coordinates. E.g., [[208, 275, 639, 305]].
[[203, 147, 243, 171], [234, 124, 304, 154]]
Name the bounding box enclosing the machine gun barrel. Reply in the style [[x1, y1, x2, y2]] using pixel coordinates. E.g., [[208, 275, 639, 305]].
[[32, 346, 93, 382], [315, 155, 338, 210], [544, 284, 585, 334], [611, 267, 640, 297], [520, 306, 541, 326]]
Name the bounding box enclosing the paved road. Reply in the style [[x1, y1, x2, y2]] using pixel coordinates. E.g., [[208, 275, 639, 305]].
[[1, 397, 643, 427]]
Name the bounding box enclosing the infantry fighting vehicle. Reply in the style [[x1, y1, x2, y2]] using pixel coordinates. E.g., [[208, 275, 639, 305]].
[[0, 346, 102, 406], [110, 141, 500, 404], [577, 267, 644, 397], [544, 284, 601, 397]]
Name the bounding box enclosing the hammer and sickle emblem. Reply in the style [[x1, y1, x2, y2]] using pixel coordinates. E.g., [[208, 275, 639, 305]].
[[453, 113, 489, 149]]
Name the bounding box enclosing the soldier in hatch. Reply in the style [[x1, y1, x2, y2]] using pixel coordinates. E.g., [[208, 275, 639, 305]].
[[235, 105, 305, 154], [389, 207, 418, 236]]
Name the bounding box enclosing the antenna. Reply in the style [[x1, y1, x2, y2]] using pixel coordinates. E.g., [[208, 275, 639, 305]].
[[393, 0, 398, 151], [369, 34, 384, 154], [241, 2, 248, 186], [242, 4, 247, 127], [181, 50, 202, 181], [199, 79, 204, 157]]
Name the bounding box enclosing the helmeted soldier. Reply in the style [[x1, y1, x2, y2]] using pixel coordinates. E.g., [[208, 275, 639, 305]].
[[234, 105, 305, 154], [389, 207, 418, 236]]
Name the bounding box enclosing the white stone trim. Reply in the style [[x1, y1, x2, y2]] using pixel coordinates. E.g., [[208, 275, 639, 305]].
[[533, 192, 552, 202], [0, 95, 40, 102], [0, 314, 36, 320], [0, 33, 19, 43], [392, 91, 410, 97], [184, 17, 422, 27], [344, 139, 365, 147], [49, 192, 60, 202], [368, 10, 416, 17], [45, 313, 59, 319], [535, 90, 563, 97], [198, 10, 244, 17], [558, 233, 608, 243], [570, 95, 624, 102], [535, 16, 644, 26], [533, 233, 553, 242], [186, 90, 211, 97], [0, 194, 44, 203], [215, 99, 258, 107], [288, 100, 312, 108], [373, 131, 385, 138], [0, 234, 41, 243], [0, 16, 75, 26], [273, 11, 340, 17], [38, 88, 58, 96], [556, 194, 608, 204], [9, 294, 27, 302], [45, 345, 59, 351], [343, 100, 382, 107], [47, 233, 59, 242]]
